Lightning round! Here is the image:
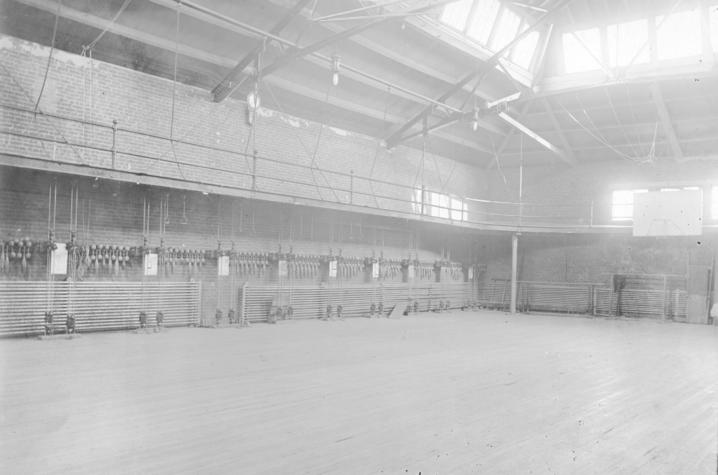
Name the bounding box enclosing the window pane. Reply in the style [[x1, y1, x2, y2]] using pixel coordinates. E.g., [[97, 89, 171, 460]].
[[612, 204, 633, 220], [438, 194, 450, 219], [607, 19, 649, 67], [612, 189, 647, 220], [451, 198, 465, 221], [441, 0, 473, 31], [511, 30, 539, 69], [412, 188, 423, 213], [490, 8, 522, 51], [467, 0, 500, 44], [612, 190, 634, 205], [656, 9, 701, 60], [711, 5, 718, 53], [562, 28, 602, 73]]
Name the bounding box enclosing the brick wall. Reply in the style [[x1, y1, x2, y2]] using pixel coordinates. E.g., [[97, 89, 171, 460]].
[[0, 167, 479, 318], [0, 34, 487, 221]]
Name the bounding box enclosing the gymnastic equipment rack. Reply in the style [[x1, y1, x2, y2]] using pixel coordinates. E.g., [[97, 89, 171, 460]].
[[0, 280, 200, 337], [226, 281, 476, 325], [480, 277, 688, 320]]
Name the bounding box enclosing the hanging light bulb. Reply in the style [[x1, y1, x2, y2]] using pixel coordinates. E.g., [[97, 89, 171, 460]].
[[331, 54, 341, 86], [471, 109, 479, 132], [246, 80, 260, 126], [246, 89, 260, 110]]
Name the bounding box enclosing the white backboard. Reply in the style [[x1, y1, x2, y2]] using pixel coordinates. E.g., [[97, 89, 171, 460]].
[[633, 190, 702, 237]]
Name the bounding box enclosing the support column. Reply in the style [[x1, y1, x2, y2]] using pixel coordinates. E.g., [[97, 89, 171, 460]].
[[510, 233, 519, 314]]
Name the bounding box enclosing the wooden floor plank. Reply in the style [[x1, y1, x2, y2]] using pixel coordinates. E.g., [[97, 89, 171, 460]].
[[1, 311, 716, 474]]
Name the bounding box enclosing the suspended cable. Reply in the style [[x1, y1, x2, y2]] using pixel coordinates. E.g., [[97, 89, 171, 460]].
[[368, 85, 392, 209], [2, 62, 84, 164], [169, 4, 186, 180], [34, 0, 61, 114], [487, 132, 509, 189], [262, 82, 331, 203], [82, 0, 133, 54], [558, 101, 647, 162]]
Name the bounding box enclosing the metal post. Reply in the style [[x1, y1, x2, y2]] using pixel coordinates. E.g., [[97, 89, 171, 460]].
[[349, 169, 354, 205], [252, 150, 258, 191], [510, 233, 519, 314], [111, 119, 118, 169], [239, 281, 248, 326], [663, 275, 667, 320], [196, 281, 202, 326]]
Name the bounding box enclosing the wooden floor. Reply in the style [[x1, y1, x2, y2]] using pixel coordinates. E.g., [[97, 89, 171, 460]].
[[1, 311, 717, 474]]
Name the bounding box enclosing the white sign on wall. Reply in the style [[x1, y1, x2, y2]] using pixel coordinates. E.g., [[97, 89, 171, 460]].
[[372, 262, 379, 279], [218, 255, 230, 276], [144, 253, 158, 276], [329, 260, 337, 278], [468, 267, 474, 280], [278, 259, 288, 277], [50, 243, 68, 275], [407, 265, 415, 280]]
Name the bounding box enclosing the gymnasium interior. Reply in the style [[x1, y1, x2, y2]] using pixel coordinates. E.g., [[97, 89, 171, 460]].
[[1, 0, 718, 472]]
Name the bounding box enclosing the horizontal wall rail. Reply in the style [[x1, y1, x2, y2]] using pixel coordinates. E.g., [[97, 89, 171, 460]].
[[0, 104, 621, 232], [0, 281, 200, 337]]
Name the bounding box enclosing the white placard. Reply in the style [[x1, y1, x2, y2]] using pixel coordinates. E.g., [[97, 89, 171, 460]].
[[50, 243, 68, 275], [218, 255, 230, 276], [633, 190, 702, 236], [144, 253, 158, 276], [329, 260, 337, 278], [372, 262, 379, 279], [468, 267, 474, 280], [278, 259, 288, 277], [407, 265, 415, 280]]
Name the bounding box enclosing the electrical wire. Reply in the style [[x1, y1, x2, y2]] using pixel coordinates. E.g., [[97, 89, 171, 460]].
[[83, 0, 133, 54], [34, 0, 61, 114], [169, 4, 186, 180], [367, 86, 391, 209], [2, 62, 86, 164], [308, 83, 342, 202], [263, 81, 340, 202], [558, 101, 646, 162], [602, 89, 642, 160], [486, 132, 509, 189]]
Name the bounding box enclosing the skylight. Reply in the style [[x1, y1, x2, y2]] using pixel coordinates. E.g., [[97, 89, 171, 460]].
[[656, 9, 702, 60], [440, 0, 473, 31], [467, 0, 500, 44], [562, 28, 602, 73], [607, 19, 649, 68], [438, 0, 541, 75], [490, 8, 521, 51], [512, 30, 540, 69]]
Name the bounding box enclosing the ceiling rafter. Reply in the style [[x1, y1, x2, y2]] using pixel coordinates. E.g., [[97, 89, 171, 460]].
[[255, 0, 460, 78], [148, 0, 471, 115], [383, 0, 575, 149], [487, 101, 530, 169], [211, 0, 313, 102], [13, 0, 492, 157]]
